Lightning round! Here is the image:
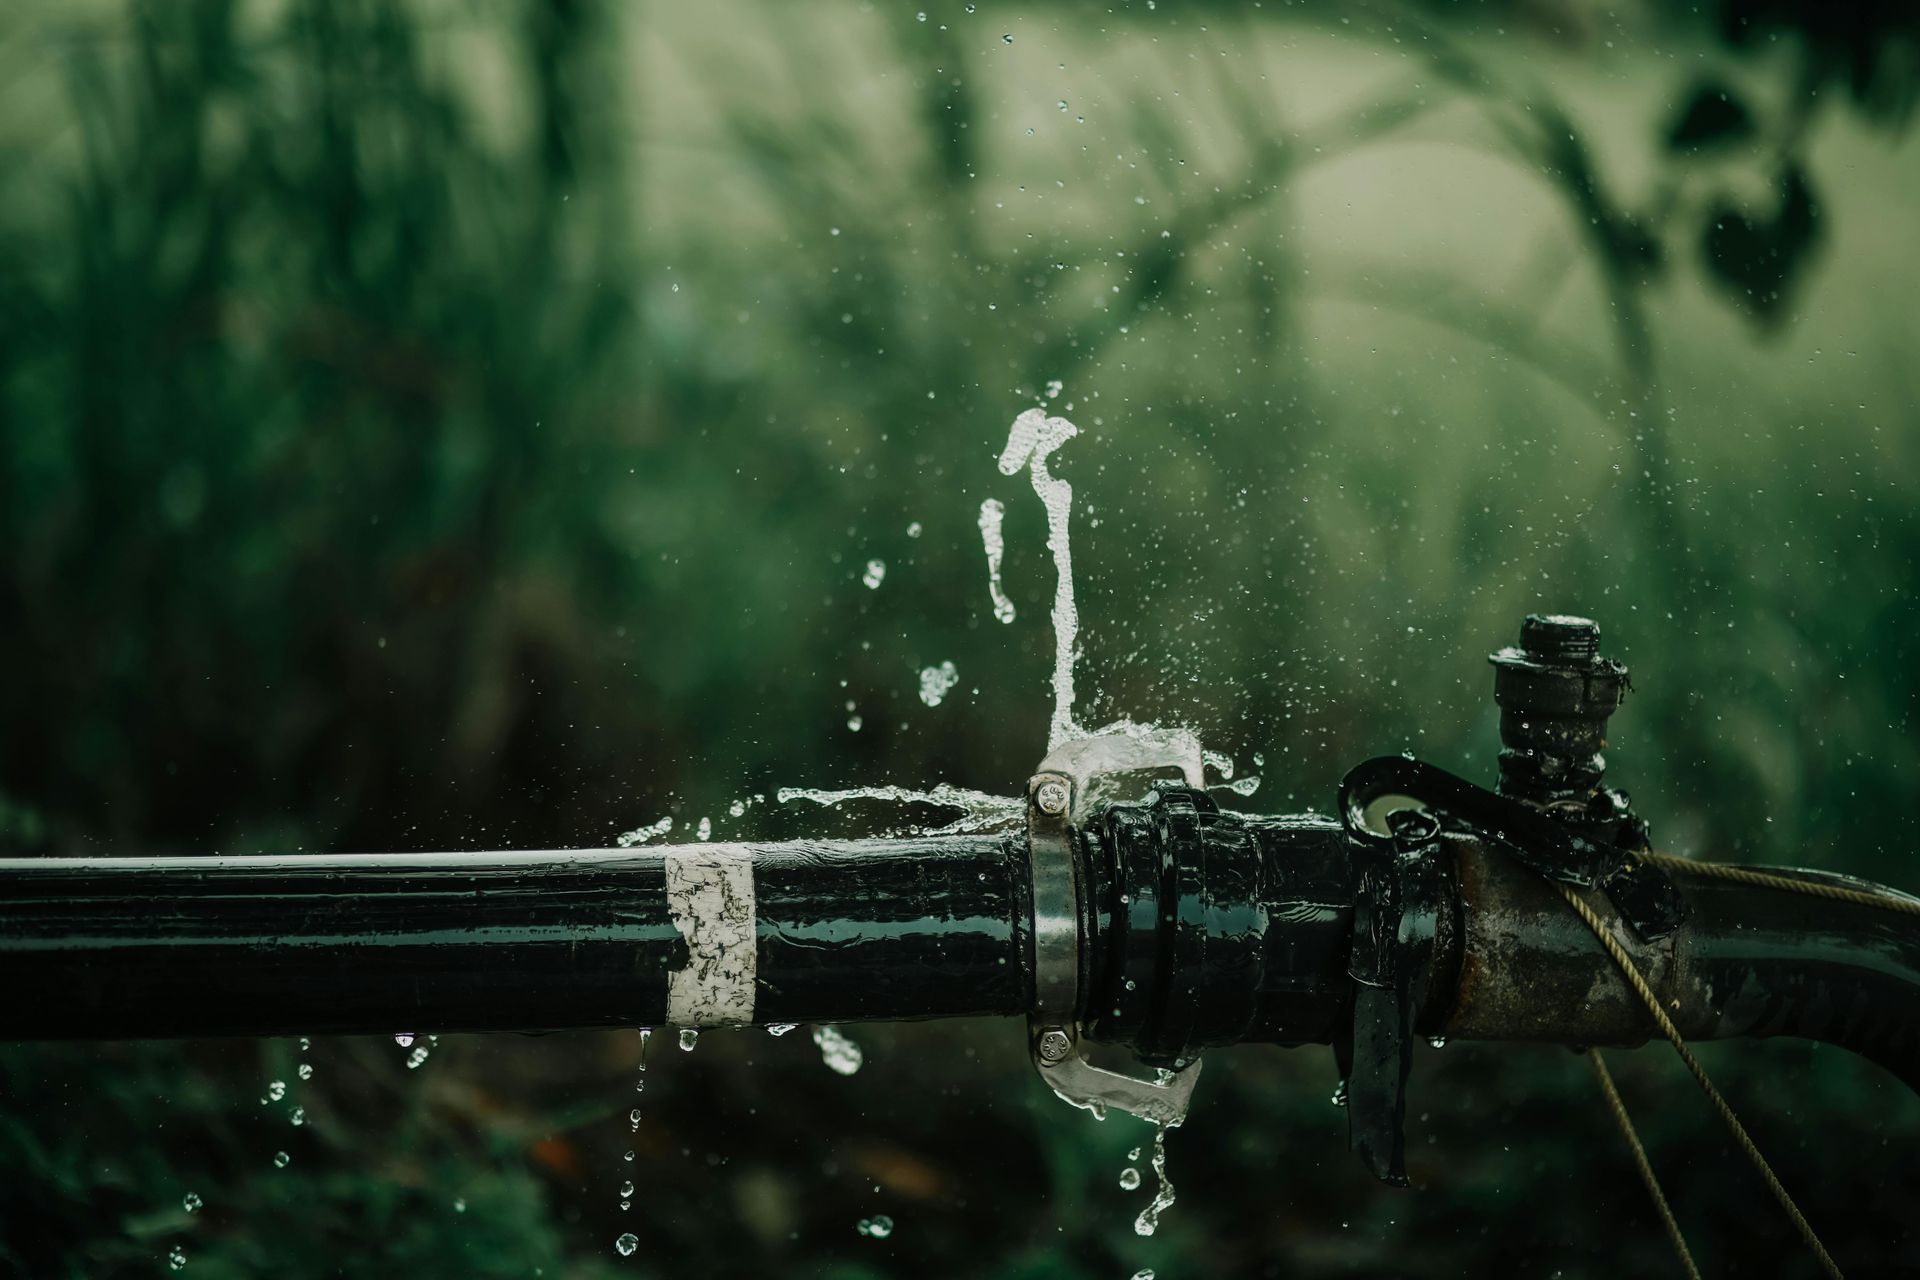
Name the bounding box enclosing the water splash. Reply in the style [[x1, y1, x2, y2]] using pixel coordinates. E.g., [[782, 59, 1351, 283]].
[[813, 1024, 864, 1075], [616, 816, 673, 848], [977, 498, 1016, 624], [997, 408, 1082, 748], [917, 661, 959, 707], [1132, 1125, 1177, 1236], [777, 782, 1022, 835]]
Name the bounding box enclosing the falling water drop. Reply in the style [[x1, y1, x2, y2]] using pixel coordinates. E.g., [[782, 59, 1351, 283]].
[[181, 1192, 202, 1213], [614, 1232, 640, 1257], [167, 1246, 187, 1271], [297, 1063, 313, 1081], [862, 559, 886, 589], [406, 1045, 430, 1070], [918, 661, 959, 707], [272, 1151, 290, 1169], [394, 1032, 414, 1048], [263, 1080, 286, 1102], [813, 1025, 864, 1075], [977, 499, 1016, 624], [1119, 1166, 1142, 1191], [289, 1106, 305, 1127], [856, 1215, 895, 1239], [1331, 1077, 1349, 1107]]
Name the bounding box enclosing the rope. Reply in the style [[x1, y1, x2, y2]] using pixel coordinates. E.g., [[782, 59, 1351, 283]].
[[1586, 1049, 1701, 1280], [1555, 882, 1846, 1280], [1640, 850, 1920, 918]]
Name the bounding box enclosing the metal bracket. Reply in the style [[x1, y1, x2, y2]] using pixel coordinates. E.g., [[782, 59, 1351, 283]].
[[1026, 730, 1207, 1126]]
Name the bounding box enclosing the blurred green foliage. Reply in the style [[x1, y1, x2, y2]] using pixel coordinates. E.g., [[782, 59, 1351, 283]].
[[2, 0, 1919, 1276]]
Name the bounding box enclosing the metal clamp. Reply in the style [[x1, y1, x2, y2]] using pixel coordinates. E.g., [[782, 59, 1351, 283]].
[[1026, 731, 1206, 1126]]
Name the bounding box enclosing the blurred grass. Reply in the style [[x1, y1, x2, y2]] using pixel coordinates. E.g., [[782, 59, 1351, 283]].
[[2, 0, 1919, 1275]]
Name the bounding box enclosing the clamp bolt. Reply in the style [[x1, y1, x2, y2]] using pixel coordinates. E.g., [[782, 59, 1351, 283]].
[[1034, 779, 1070, 816], [1036, 1026, 1073, 1063]]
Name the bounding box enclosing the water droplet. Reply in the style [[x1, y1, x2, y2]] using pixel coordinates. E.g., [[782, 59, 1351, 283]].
[[289, 1106, 305, 1127], [1131, 1271, 1156, 1280], [813, 1025, 864, 1075], [404, 1044, 430, 1069], [856, 1214, 894, 1239], [861, 559, 886, 589], [766, 1022, 798, 1037], [264, 1080, 286, 1102], [1127, 1146, 1141, 1161], [620, 1180, 635, 1198], [915, 10, 926, 20], [918, 660, 959, 707], [297, 1063, 313, 1080], [629, 1108, 643, 1131], [298, 1037, 310, 1050], [394, 1032, 414, 1048], [678, 1028, 700, 1052], [906, 521, 923, 538], [1331, 1077, 1349, 1107], [1119, 1167, 1141, 1191], [454, 1197, 466, 1212], [168, 1246, 187, 1271], [1001, 32, 1013, 43], [181, 1192, 202, 1213], [728, 800, 746, 818], [272, 1151, 290, 1169], [1058, 100, 1069, 112], [1428, 1035, 1448, 1050], [696, 817, 712, 841], [614, 1232, 640, 1257], [846, 714, 863, 732], [623, 1150, 635, 1162]]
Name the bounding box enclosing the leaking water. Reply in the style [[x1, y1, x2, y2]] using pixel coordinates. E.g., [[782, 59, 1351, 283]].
[[1132, 1125, 1177, 1237], [776, 782, 1021, 835], [996, 408, 1083, 748]]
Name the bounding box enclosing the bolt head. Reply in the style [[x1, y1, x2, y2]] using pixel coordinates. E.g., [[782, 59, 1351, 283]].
[[1035, 779, 1070, 816], [1036, 1027, 1073, 1063]]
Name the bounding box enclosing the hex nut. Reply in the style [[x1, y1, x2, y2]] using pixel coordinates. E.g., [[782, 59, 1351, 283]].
[[1034, 779, 1070, 816]]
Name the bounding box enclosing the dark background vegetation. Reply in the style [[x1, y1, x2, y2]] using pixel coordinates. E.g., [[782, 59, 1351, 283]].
[[3, 0, 1919, 1275]]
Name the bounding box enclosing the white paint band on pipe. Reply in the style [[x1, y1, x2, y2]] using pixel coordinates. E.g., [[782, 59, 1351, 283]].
[[664, 846, 757, 1026]]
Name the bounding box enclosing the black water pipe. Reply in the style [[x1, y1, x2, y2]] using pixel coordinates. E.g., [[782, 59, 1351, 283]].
[[0, 836, 1029, 1040]]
